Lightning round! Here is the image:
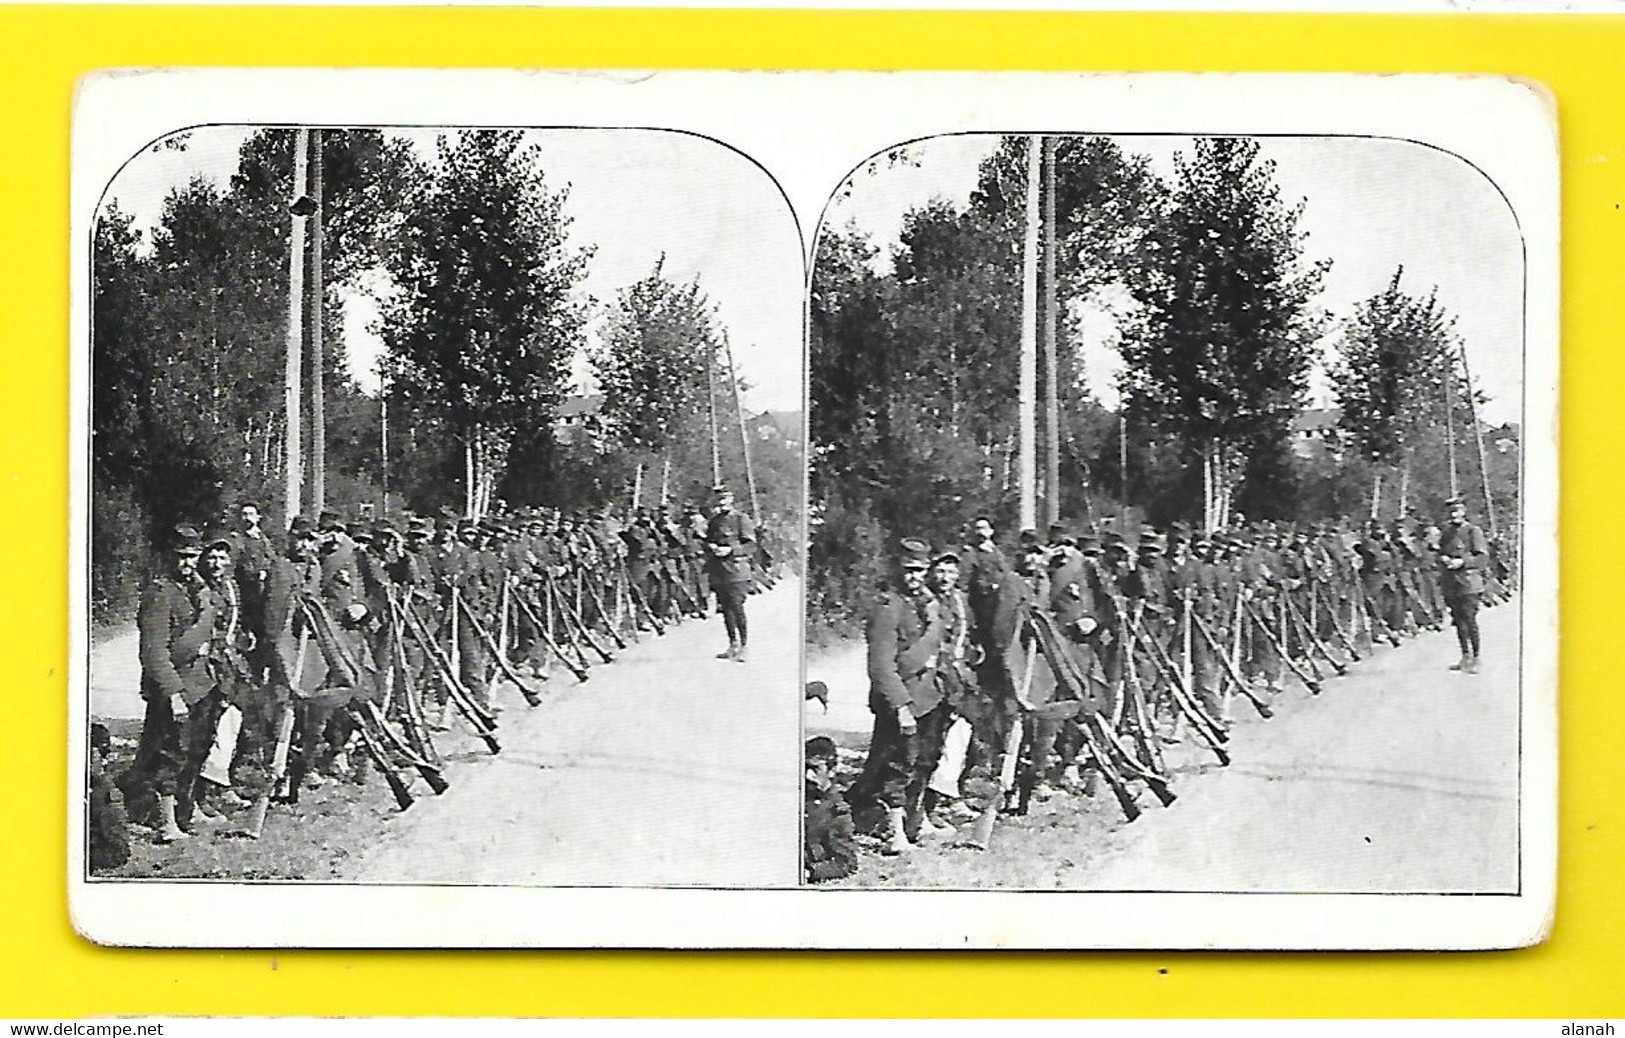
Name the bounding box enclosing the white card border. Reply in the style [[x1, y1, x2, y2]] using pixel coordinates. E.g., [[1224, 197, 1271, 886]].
[[69, 69, 1558, 949]]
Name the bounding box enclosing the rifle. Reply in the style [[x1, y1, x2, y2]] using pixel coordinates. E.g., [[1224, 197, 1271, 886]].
[[1311, 580, 1363, 663], [511, 587, 591, 682], [1024, 607, 1173, 812], [1124, 607, 1230, 765], [547, 573, 616, 664], [665, 563, 706, 619], [231, 628, 308, 840], [384, 613, 441, 767], [542, 577, 602, 668], [393, 596, 501, 754], [1397, 577, 1444, 632], [578, 570, 629, 651], [1280, 585, 1347, 676], [1359, 587, 1404, 648], [621, 561, 666, 636], [359, 699, 448, 795], [1118, 602, 1167, 776], [456, 588, 544, 706], [1241, 594, 1322, 693], [1189, 609, 1273, 719], [347, 703, 415, 810]]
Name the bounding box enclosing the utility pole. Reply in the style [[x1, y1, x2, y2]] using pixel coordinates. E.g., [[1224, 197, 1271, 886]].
[[380, 385, 389, 515], [307, 129, 325, 516], [283, 128, 311, 524], [1018, 134, 1040, 532], [1458, 341, 1499, 536], [1119, 412, 1130, 522], [706, 334, 721, 486], [1042, 135, 1060, 528], [1444, 351, 1460, 500], [724, 333, 760, 518]]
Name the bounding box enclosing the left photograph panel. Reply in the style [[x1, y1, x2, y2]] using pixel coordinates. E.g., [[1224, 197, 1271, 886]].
[[81, 124, 805, 889]]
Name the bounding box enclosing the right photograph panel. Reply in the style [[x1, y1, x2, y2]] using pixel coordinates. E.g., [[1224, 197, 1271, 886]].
[[804, 134, 1524, 893]]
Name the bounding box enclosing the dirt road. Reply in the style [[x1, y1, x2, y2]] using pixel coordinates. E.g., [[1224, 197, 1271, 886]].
[[809, 597, 1521, 893], [347, 577, 803, 886]]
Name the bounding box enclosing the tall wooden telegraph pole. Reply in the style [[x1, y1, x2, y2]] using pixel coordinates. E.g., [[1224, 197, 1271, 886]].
[[1018, 134, 1041, 532], [307, 129, 325, 515], [283, 129, 310, 523], [283, 128, 324, 523], [1042, 135, 1060, 528]]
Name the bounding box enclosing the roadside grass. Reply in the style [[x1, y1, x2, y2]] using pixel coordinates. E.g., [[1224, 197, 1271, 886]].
[[87, 716, 485, 882], [826, 738, 1226, 890]]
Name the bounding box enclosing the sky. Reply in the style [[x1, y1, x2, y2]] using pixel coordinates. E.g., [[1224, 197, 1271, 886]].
[[820, 133, 1526, 426], [99, 126, 806, 413]]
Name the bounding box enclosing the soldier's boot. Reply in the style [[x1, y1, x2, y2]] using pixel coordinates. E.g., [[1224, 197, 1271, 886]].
[[1464, 654, 1481, 675], [881, 807, 911, 856], [905, 792, 948, 841], [1449, 654, 1469, 672], [963, 801, 999, 851], [716, 638, 739, 661], [154, 795, 189, 844], [733, 641, 748, 664]]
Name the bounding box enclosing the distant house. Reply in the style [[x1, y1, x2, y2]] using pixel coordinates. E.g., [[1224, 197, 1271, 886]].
[[555, 393, 604, 447], [1290, 407, 1344, 458], [748, 409, 803, 447]]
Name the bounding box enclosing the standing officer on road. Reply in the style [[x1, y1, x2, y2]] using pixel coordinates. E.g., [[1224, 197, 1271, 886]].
[[1439, 496, 1490, 673], [705, 483, 756, 662]]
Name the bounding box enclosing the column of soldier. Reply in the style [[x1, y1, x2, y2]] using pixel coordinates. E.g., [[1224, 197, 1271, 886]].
[[821, 497, 1514, 872], [106, 494, 787, 856]]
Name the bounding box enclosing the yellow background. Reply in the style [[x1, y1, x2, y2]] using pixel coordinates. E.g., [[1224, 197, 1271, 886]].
[[1, 6, 1616, 1017]]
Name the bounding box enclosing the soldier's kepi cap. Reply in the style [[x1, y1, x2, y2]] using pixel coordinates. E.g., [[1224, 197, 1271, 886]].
[[169, 524, 203, 556], [898, 537, 932, 570], [1046, 520, 1073, 544], [805, 736, 838, 763]]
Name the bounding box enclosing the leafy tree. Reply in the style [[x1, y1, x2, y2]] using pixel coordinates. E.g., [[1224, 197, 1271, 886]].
[[589, 256, 717, 506], [808, 136, 1157, 635], [378, 130, 592, 519], [89, 130, 422, 621], [1117, 136, 1330, 530], [1329, 267, 1466, 518]]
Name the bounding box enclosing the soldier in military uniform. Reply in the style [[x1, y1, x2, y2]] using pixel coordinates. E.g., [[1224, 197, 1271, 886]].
[[704, 484, 756, 662], [804, 736, 858, 883], [1439, 497, 1490, 673], [122, 524, 217, 843], [846, 538, 945, 854], [923, 549, 979, 829]]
